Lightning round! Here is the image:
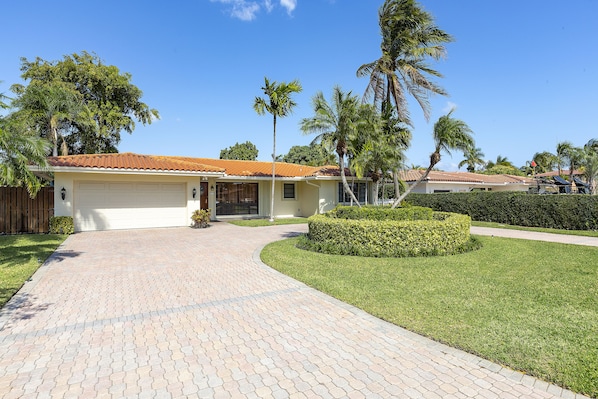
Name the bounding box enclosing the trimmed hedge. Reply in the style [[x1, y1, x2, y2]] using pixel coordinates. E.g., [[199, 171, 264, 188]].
[[331, 205, 433, 221], [304, 208, 471, 257], [405, 192, 598, 230], [49, 216, 74, 235]]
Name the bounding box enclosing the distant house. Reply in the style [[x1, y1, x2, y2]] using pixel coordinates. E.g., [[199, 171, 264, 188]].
[[47, 153, 370, 232], [398, 170, 535, 193]]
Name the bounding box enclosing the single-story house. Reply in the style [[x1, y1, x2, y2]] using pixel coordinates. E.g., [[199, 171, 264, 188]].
[[398, 170, 535, 193], [48, 153, 370, 232]]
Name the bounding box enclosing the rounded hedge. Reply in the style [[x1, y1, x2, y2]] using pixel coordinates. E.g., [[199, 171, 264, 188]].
[[303, 207, 472, 258]]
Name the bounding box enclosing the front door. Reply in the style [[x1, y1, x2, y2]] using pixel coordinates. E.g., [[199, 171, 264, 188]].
[[200, 182, 209, 210]]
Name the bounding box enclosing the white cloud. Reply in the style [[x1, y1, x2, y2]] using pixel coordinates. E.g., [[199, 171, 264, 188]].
[[280, 0, 296, 14], [442, 101, 457, 114], [210, 0, 296, 20]]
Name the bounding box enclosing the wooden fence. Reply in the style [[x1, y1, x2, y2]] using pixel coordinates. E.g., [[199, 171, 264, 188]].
[[0, 187, 54, 234]]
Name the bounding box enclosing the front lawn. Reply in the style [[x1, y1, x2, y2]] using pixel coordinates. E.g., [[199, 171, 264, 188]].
[[0, 234, 67, 308], [261, 236, 598, 398]]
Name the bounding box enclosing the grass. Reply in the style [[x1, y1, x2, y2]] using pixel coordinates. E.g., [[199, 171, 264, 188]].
[[261, 235, 598, 398], [226, 217, 309, 227], [0, 234, 67, 308], [471, 220, 598, 237]]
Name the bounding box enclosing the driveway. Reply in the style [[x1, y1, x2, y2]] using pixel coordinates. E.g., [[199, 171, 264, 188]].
[[0, 223, 588, 398]]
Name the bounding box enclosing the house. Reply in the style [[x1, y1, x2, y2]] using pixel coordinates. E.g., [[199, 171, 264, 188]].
[[398, 170, 535, 193], [48, 153, 369, 232]]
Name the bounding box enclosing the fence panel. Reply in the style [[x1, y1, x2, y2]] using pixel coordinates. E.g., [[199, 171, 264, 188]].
[[0, 187, 54, 234]]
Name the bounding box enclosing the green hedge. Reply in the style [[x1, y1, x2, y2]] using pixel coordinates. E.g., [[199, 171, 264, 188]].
[[405, 192, 598, 230], [49, 216, 74, 234], [304, 210, 471, 257], [331, 205, 434, 221]]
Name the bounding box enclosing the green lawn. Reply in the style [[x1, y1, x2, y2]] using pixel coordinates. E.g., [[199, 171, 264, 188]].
[[226, 217, 309, 227], [261, 236, 598, 398], [0, 234, 67, 308]]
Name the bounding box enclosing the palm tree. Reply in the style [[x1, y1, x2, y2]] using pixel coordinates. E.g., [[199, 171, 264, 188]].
[[0, 115, 50, 197], [11, 81, 87, 156], [357, 0, 453, 126], [300, 86, 370, 206], [556, 141, 583, 182], [532, 151, 558, 174], [391, 109, 474, 207], [581, 139, 598, 194], [253, 77, 302, 222], [458, 146, 485, 172]]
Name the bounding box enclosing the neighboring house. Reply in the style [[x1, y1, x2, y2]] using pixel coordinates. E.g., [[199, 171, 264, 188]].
[[398, 170, 535, 193], [47, 153, 370, 232]]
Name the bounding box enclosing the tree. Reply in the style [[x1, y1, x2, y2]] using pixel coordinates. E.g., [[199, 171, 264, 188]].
[[458, 146, 485, 172], [392, 109, 474, 207], [12, 51, 159, 154], [281, 143, 335, 166], [253, 77, 302, 222], [581, 139, 598, 194], [532, 151, 558, 174], [0, 95, 50, 196], [556, 141, 583, 182], [219, 141, 259, 160], [357, 0, 453, 126], [11, 81, 87, 156], [300, 86, 372, 206], [485, 155, 513, 169]]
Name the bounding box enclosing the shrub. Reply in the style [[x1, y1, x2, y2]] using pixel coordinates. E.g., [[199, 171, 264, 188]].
[[191, 209, 211, 228], [332, 205, 433, 221], [303, 208, 472, 257], [406, 192, 598, 230], [49, 216, 74, 234]]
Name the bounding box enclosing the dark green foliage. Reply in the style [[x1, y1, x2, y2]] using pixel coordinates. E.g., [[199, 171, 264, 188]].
[[219, 141, 259, 161], [304, 208, 471, 257], [406, 192, 598, 230], [49, 216, 74, 234], [330, 205, 433, 221]]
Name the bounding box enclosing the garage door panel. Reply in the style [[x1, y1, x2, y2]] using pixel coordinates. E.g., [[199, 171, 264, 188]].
[[74, 181, 188, 231]]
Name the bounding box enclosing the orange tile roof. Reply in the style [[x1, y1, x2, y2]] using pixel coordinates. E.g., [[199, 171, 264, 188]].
[[398, 170, 534, 185], [48, 153, 224, 173], [47, 153, 346, 178]]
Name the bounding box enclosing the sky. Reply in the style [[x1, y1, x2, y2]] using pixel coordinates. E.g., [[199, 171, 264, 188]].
[[2, 0, 598, 171]]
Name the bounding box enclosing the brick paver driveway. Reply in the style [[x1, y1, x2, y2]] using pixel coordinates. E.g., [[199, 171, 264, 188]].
[[0, 223, 587, 398]]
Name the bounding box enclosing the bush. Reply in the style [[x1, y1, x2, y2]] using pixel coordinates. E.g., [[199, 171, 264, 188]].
[[406, 192, 598, 230], [191, 209, 211, 228], [331, 205, 433, 221], [49, 216, 74, 234], [303, 207, 472, 257]]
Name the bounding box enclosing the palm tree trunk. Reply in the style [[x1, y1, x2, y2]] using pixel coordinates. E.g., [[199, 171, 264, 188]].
[[339, 154, 361, 207], [391, 151, 439, 208], [270, 115, 277, 222]]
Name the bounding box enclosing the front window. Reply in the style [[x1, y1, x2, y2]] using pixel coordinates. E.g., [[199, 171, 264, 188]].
[[216, 182, 258, 215], [283, 183, 296, 200], [338, 182, 367, 203]]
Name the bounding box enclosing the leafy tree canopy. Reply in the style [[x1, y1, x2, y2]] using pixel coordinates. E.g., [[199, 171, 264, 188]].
[[219, 141, 259, 161], [481, 164, 524, 176], [11, 51, 159, 155], [281, 143, 335, 166]]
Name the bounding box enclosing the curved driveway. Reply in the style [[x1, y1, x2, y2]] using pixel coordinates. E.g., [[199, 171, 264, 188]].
[[0, 223, 589, 398]]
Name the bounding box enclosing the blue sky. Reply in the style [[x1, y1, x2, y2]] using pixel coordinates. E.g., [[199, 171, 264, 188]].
[[2, 0, 597, 171]]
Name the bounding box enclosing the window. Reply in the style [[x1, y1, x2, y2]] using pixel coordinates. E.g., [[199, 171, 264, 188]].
[[338, 182, 367, 203], [283, 183, 296, 200], [216, 182, 258, 215]]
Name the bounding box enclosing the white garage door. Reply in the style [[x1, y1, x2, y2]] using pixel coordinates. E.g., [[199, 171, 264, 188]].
[[74, 181, 187, 231]]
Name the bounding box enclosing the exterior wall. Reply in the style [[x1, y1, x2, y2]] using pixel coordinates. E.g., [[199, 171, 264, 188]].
[[408, 181, 530, 193], [54, 172, 207, 227], [319, 181, 341, 212]]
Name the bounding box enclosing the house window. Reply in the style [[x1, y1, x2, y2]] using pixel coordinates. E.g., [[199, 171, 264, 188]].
[[216, 182, 258, 215], [283, 183, 296, 200], [338, 182, 367, 203], [433, 190, 451, 193]]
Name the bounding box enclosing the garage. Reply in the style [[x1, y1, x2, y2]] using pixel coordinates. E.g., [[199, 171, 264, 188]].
[[74, 181, 188, 231]]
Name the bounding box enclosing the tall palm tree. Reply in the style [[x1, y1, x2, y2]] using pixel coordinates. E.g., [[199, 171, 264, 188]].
[[581, 139, 598, 194], [391, 109, 474, 207], [300, 86, 369, 206], [11, 81, 86, 156], [357, 0, 453, 126], [0, 115, 50, 197], [532, 151, 558, 174], [458, 146, 485, 172], [556, 141, 583, 183], [253, 77, 302, 222]]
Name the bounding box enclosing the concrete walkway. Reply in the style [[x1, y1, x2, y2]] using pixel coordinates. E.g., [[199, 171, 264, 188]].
[[471, 226, 598, 247], [0, 223, 591, 398]]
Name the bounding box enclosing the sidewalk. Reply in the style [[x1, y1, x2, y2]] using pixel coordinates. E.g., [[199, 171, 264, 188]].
[[471, 226, 598, 247]]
